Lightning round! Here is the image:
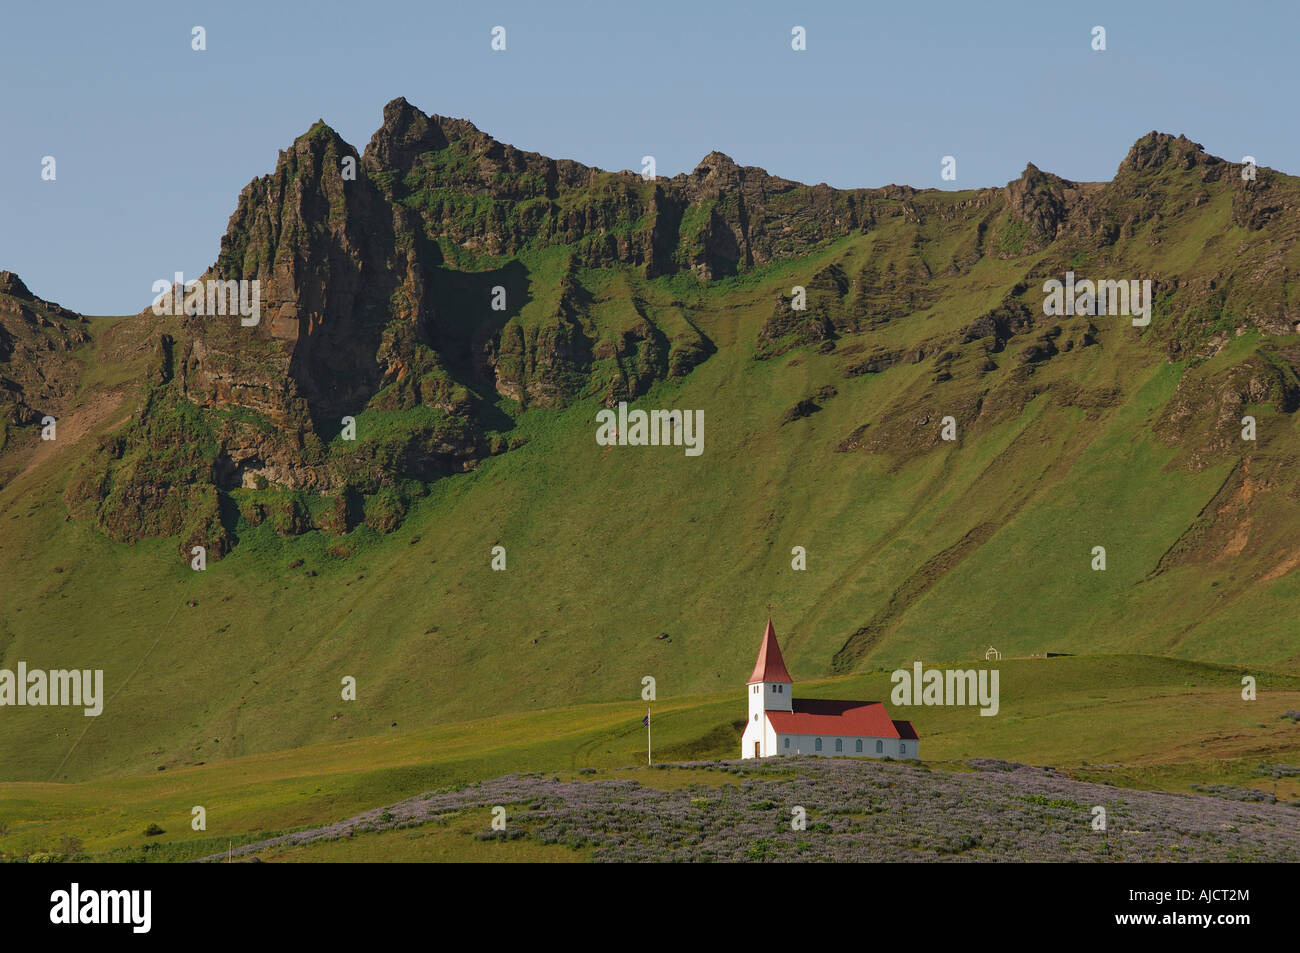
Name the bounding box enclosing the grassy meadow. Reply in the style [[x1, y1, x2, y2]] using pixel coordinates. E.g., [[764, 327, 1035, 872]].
[[1, 654, 1296, 860]]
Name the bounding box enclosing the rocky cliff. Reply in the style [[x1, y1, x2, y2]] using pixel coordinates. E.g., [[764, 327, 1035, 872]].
[[45, 104, 1300, 557], [0, 272, 89, 461]]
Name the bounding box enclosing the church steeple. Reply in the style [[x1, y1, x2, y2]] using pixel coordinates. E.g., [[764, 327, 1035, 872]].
[[748, 617, 793, 685], [747, 618, 793, 740]]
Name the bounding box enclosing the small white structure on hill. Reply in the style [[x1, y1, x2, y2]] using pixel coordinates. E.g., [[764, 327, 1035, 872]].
[[741, 618, 919, 760]]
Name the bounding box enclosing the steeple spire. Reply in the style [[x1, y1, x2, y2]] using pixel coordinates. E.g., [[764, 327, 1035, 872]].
[[747, 617, 793, 684]]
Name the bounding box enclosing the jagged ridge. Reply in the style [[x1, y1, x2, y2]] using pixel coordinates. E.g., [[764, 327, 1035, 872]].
[[22, 104, 1300, 562]]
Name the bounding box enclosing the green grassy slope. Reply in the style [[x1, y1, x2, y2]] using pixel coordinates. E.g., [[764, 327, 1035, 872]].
[[1, 131, 1299, 793], [2, 262, 1299, 782]]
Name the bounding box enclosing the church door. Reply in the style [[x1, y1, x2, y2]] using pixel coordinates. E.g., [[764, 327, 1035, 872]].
[[754, 742, 760, 758]]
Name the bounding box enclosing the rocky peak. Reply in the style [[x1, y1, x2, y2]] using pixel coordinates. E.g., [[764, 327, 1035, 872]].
[[293, 119, 354, 153], [1119, 132, 1218, 175], [361, 97, 451, 174], [0, 271, 87, 435], [1003, 162, 1078, 250], [1005, 161, 1075, 196], [687, 151, 742, 188], [677, 151, 797, 201], [200, 108, 415, 441], [0, 271, 31, 298]]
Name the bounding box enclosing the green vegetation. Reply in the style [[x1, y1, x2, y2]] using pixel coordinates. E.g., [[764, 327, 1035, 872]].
[[0, 654, 1295, 860], [998, 218, 1029, 257], [5, 195, 1300, 780], [2, 121, 1299, 861]]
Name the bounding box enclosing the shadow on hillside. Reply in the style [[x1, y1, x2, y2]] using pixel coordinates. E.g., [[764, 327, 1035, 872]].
[[426, 259, 531, 432]]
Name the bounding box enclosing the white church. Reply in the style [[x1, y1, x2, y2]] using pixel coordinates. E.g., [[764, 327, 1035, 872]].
[[741, 618, 919, 760]]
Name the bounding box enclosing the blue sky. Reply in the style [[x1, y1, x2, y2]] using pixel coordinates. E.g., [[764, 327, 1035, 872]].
[[0, 0, 1293, 314]]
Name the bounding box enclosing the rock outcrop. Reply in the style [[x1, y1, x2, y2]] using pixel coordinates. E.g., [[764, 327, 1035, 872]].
[[0, 273, 88, 438]]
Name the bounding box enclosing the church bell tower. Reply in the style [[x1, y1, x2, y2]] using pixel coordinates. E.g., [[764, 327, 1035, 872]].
[[746, 618, 793, 755]]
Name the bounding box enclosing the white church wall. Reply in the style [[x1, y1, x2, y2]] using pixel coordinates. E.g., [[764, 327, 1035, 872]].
[[762, 681, 791, 712], [774, 734, 919, 760], [741, 715, 763, 759]]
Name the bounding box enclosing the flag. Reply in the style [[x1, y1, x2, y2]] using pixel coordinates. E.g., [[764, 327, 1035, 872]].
[[641, 713, 649, 727]]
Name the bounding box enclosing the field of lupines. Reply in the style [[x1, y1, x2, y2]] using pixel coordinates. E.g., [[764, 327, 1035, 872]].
[[204, 757, 1300, 863]]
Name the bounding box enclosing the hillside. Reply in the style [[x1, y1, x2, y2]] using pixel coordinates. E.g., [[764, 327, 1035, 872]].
[[1, 98, 1299, 785]]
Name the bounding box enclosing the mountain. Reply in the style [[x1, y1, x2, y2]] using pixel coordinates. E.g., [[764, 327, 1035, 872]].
[[1, 98, 1298, 782], [0, 272, 89, 461]]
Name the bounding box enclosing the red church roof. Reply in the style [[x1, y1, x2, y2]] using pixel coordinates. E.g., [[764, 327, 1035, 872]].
[[747, 618, 793, 684], [766, 699, 902, 738]]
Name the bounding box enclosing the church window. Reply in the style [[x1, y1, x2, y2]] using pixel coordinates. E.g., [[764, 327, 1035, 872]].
[[835, 738, 843, 753], [900, 743, 907, 755], [855, 739, 863, 753], [876, 740, 883, 753], [783, 738, 789, 749], [815, 738, 823, 752]]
